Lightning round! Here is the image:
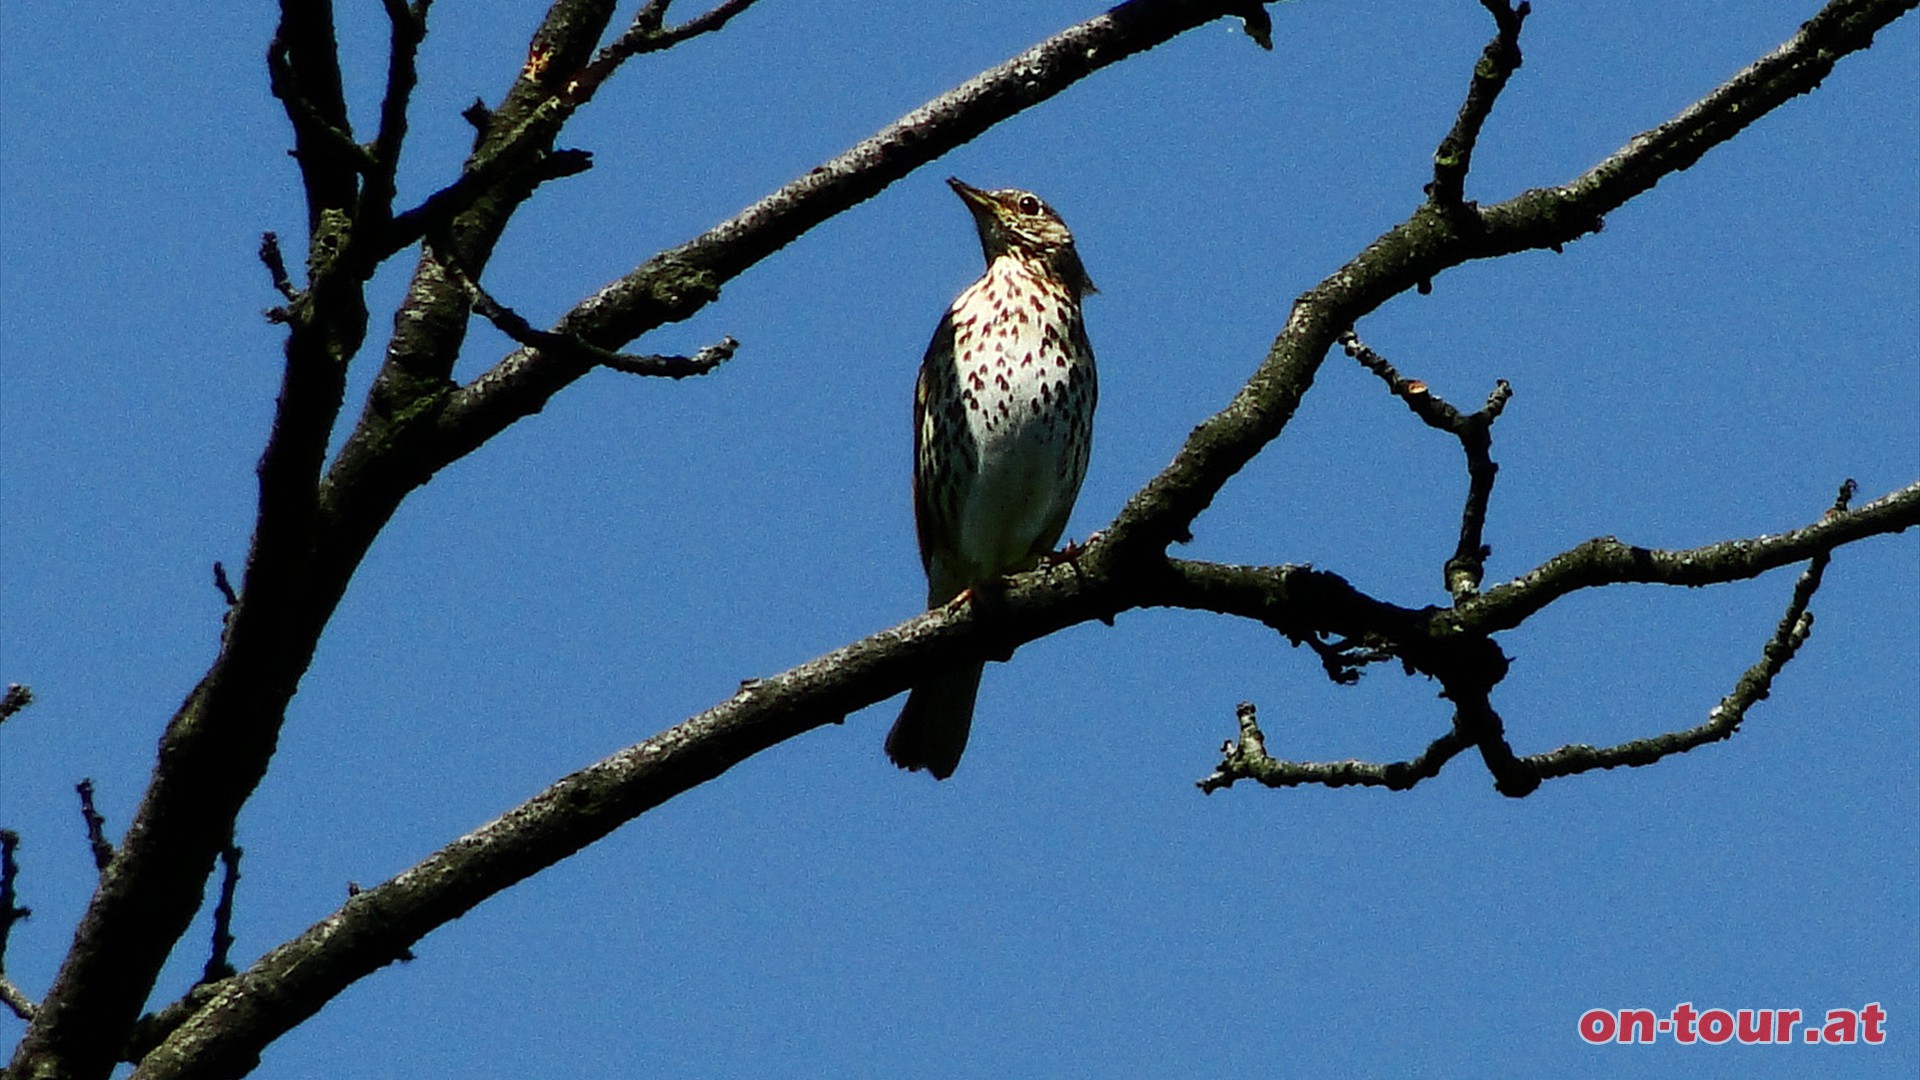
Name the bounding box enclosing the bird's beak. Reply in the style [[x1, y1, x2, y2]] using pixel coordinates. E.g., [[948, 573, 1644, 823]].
[[946, 177, 995, 215]]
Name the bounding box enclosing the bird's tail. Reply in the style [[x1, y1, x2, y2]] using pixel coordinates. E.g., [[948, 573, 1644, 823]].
[[885, 662, 984, 780]]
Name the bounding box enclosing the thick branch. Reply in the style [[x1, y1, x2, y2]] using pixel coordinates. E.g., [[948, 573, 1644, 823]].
[[1430, 0, 1528, 206], [11, 6, 382, 1079]]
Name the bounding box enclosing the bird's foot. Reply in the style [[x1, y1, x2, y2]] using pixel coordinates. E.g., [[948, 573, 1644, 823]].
[[1038, 532, 1098, 577]]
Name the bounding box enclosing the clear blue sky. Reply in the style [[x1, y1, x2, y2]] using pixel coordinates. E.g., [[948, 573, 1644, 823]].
[[2, 2, 1916, 1077]]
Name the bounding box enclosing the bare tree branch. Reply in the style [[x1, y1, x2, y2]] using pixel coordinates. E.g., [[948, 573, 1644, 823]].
[[256, 233, 298, 308], [359, 0, 434, 233], [211, 563, 239, 608], [1455, 479, 1918, 635], [566, 0, 766, 103], [119, 3, 1910, 1074], [268, 0, 363, 230], [1100, 0, 1917, 563], [0, 976, 33, 1023], [11, 0, 383, 1065], [1201, 479, 1866, 795], [1341, 329, 1511, 598], [123, 980, 230, 1065], [1430, 0, 1529, 208], [15, 8, 1271, 1077]]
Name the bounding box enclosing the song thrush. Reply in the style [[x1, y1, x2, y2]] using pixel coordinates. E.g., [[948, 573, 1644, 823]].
[[885, 178, 1098, 779]]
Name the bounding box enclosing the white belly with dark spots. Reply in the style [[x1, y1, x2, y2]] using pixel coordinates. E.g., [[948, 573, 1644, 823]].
[[942, 260, 1094, 579]]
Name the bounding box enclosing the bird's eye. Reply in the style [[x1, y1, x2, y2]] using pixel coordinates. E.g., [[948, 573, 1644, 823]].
[[1018, 195, 1041, 215]]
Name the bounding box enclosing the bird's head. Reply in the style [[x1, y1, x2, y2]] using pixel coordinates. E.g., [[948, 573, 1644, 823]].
[[948, 178, 1096, 296]]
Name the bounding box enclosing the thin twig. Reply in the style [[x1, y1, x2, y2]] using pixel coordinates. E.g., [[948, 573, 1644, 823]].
[[441, 250, 737, 379], [1458, 479, 1919, 635], [0, 683, 32, 726], [1518, 481, 1851, 781], [76, 780, 115, 873], [1341, 329, 1511, 598], [1199, 702, 1472, 793], [257, 232, 298, 303], [1107, 0, 1912, 562], [0, 975, 32, 1022], [212, 563, 239, 607], [567, 0, 765, 103], [1, 829, 36, 1020], [203, 844, 244, 983]]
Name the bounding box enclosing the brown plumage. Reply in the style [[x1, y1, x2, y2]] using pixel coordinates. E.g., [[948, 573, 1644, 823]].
[[885, 178, 1098, 779]]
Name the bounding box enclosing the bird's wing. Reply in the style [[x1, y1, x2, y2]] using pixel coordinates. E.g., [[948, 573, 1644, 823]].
[[912, 310, 965, 588]]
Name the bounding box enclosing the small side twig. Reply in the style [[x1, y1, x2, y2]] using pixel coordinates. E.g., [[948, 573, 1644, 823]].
[[212, 561, 239, 607], [1342, 329, 1510, 598], [76, 779, 115, 872], [259, 232, 299, 325], [0, 683, 32, 726], [203, 842, 244, 983], [1199, 701, 1471, 794], [1298, 632, 1393, 685], [0, 973, 32, 1022], [566, 0, 765, 102], [1, 829, 36, 1021], [439, 250, 737, 379], [1430, 0, 1530, 206], [1233, 3, 1274, 50]]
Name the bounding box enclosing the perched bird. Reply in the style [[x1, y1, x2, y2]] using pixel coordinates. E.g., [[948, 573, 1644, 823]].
[[885, 178, 1098, 779]]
